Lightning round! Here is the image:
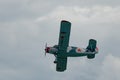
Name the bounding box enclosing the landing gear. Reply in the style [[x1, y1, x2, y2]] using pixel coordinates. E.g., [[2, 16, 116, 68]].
[[54, 61, 57, 63]]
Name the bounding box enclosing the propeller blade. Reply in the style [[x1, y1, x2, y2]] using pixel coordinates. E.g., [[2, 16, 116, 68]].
[[45, 43, 47, 56]]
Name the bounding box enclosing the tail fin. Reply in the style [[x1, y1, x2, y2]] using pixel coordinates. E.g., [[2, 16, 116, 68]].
[[86, 39, 97, 52]]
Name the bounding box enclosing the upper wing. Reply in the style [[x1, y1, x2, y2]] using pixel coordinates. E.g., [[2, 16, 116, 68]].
[[56, 20, 71, 72], [58, 20, 71, 52]]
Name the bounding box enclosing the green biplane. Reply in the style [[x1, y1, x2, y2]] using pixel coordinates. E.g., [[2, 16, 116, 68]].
[[45, 20, 98, 72]]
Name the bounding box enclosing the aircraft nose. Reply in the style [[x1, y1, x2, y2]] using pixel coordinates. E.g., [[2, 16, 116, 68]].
[[45, 47, 50, 53]]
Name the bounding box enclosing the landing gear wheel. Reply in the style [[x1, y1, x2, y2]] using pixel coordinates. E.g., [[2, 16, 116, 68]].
[[54, 61, 57, 64]]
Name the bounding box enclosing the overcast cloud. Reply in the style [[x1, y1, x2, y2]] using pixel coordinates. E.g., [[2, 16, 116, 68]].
[[0, 0, 120, 80]]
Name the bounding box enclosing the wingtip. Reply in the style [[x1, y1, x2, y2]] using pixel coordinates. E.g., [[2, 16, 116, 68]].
[[61, 20, 71, 23]]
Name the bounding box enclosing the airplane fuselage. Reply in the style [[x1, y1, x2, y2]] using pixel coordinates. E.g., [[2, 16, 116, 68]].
[[45, 45, 98, 57]]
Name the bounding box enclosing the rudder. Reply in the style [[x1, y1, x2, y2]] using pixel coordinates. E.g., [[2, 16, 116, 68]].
[[86, 39, 97, 52]]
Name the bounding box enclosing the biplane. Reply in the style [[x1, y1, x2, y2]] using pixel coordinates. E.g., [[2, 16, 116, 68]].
[[45, 20, 98, 72]]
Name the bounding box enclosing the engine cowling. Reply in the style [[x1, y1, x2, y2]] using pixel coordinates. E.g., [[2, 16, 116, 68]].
[[45, 47, 58, 54]]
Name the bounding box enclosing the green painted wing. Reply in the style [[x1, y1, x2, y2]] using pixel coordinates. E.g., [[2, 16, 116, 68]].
[[58, 20, 71, 51], [56, 20, 71, 72], [56, 56, 67, 72]]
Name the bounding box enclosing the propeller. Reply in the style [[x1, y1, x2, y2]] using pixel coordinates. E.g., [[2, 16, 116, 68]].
[[45, 43, 47, 56]]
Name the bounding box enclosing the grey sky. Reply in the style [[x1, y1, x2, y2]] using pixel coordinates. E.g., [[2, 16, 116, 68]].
[[0, 0, 120, 80]]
